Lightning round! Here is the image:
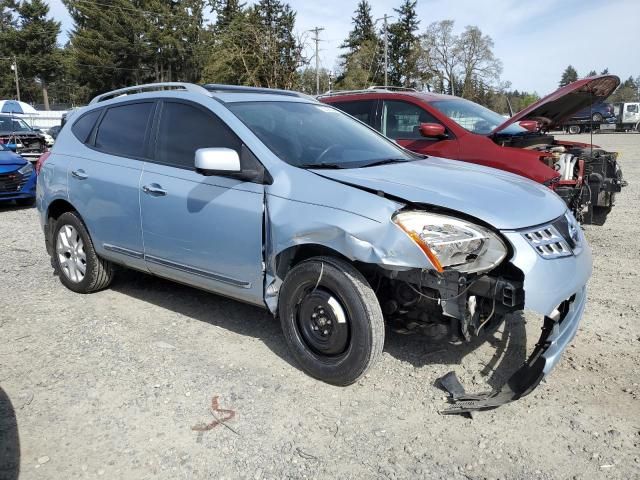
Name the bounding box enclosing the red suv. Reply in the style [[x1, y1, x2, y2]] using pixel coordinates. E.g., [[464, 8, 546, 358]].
[[320, 75, 626, 223]]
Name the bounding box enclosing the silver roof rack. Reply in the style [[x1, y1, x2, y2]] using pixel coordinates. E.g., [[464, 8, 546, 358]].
[[203, 83, 311, 99], [89, 82, 211, 105], [317, 85, 420, 99]]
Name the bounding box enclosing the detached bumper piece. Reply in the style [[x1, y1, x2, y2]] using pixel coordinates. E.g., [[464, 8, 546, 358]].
[[437, 287, 586, 415]]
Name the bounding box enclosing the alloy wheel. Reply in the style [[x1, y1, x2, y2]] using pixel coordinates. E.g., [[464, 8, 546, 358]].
[[56, 225, 87, 283]]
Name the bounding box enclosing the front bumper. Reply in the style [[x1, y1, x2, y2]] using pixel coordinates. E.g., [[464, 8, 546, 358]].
[[441, 286, 586, 414], [439, 224, 591, 414], [0, 169, 36, 202]]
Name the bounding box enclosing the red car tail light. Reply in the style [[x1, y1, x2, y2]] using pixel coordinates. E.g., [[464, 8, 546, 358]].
[[35, 151, 51, 174]]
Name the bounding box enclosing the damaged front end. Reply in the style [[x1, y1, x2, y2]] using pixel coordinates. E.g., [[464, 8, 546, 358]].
[[264, 160, 591, 413], [0, 132, 47, 162], [370, 210, 592, 414], [496, 133, 626, 223]]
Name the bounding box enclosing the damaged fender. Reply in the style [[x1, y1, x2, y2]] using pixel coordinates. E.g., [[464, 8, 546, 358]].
[[262, 178, 432, 313]]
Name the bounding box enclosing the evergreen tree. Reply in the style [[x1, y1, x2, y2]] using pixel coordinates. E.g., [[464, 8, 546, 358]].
[[0, 0, 18, 99], [587, 70, 597, 77], [559, 65, 578, 87], [600, 67, 609, 75], [203, 0, 304, 88], [337, 1, 382, 88], [13, 0, 61, 109], [387, 0, 420, 87], [213, 0, 244, 29], [341, 0, 377, 53]]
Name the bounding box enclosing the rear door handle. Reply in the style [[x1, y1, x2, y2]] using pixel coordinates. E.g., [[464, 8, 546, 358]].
[[142, 183, 167, 196], [71, 169, 88, 180]]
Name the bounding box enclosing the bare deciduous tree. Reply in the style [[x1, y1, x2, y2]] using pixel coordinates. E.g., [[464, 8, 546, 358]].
[[419, 20, 501, 98]]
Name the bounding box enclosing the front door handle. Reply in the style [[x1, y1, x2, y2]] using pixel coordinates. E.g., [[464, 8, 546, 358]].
[[142, 183, 167, 196], [71, 169, 88, 180]]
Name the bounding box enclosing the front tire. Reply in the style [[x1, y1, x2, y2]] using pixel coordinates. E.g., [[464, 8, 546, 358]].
[[278, 256, 384, 386], [592, 112, 603, 123], [568, 125, 582, 134], [52, 212, 114, 293]]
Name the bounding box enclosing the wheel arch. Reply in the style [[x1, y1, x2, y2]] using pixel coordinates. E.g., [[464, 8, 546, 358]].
[[44, 198, 79, 255], [274, 243, 354, 281]]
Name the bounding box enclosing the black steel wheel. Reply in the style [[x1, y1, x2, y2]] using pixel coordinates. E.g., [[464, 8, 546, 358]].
[[278, 256, 384, 386]]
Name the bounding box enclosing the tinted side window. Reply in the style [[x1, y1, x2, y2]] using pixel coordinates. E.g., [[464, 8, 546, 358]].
[[155, 102, 241, 169], [383, 100, 440, 140], [71, 110, 101, 143], [332, 100, 376, 126], [95, 102, 153, 158]]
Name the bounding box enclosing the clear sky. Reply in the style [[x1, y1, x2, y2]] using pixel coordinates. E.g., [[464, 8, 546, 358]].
[[47, 0, 640, 95]]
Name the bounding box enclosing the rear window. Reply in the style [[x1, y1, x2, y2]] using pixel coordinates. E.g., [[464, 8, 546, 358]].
[[71, 110, 101, 143], [331, 100, 376, 126], [95, 102, 154, 158]]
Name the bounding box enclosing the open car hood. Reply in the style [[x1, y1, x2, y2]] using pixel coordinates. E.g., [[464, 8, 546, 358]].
[[494, 75, 620, 133]]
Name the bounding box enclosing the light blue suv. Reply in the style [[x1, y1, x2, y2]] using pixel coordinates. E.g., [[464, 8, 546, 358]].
[[37, 83, 592, 413]]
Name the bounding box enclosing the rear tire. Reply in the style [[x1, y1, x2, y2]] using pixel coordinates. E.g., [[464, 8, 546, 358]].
[[278, 256, 384, 386], [52, 211, 114, 293], [568, 125, 582, 134]]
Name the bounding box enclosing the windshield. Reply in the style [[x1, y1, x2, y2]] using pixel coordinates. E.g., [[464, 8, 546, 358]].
[[228, 101, 415, 168], [0, 116, 33, 133], [430, 98, 527, 135]]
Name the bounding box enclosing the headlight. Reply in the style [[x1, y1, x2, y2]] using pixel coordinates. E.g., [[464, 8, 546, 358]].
[[18, 162, 34, 175], [394, 211, 508, 273]]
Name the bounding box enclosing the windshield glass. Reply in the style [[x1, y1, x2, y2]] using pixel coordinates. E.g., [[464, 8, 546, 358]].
[[228, 101, 415, 168], [0, 116, 33, 133], [430, 98, 527, 135]]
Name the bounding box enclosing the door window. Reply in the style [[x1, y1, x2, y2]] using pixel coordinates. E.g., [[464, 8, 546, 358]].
[[155, 102, 241, 169], [626, 104, 638, 113], [331, 100, 376, 127], [94, 102, 154, 158], [382, 100, 440, 140]]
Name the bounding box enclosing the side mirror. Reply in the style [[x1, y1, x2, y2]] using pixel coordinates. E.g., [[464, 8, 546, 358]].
[[419, 122, 447, 139], [195, 148, 241, 176], [518, 120, 538, 132]]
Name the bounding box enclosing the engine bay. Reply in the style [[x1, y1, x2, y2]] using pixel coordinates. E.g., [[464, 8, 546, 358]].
[[496, 132, 625, 222]]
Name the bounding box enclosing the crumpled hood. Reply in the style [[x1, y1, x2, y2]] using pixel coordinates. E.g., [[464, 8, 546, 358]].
[[494, 75, 620, 132], [312, 157, 567, 230]]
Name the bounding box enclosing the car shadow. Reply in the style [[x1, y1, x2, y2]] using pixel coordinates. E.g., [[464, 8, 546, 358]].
[[0, 387, 20, 480], [383, 313, 529, 391], [111, 269, 530, 392], [0, 203, 34, 213], [109, 269, 294, 366]]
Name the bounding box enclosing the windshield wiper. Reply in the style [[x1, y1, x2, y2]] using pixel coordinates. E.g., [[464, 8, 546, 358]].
[[360, 158, 410, 168], [300, 162, 345, 169]]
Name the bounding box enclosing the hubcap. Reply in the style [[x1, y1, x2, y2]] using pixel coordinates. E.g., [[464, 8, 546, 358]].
[[297, 288, 350, 356], [56, 225, 87, 283]]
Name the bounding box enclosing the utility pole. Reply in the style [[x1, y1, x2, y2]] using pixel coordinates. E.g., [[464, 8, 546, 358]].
[[383, 14, 389, 87], [11, 56, 20, 102], [310, 27, 325, 95]]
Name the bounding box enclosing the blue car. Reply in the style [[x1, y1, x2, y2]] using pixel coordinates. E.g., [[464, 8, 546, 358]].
[[37, 83, 592, 413], [0, 143, 36, 206]]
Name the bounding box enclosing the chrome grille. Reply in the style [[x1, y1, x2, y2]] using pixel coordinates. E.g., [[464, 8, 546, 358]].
[[522, 224, 572, 259]]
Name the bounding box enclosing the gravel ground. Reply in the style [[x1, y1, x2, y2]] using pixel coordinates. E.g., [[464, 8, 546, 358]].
[[1, 132, 639, 480]]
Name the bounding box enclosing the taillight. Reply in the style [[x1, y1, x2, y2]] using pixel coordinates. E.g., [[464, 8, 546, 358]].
[[35, 151, 51, 174]]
